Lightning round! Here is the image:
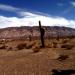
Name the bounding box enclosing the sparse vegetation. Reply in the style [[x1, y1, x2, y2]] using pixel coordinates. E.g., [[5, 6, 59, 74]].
[[0, 38, 75, 75], [33, 47, 40, 53], [7, 47, 13, 51], [0, 44, 6, 49], [61, 44, 74, 50], [32, 43, 40, 53], [26, 44, 33, 49], [52, 42, 57, 48], [16, 43, 26, 50], [62, 39, 68, 44], [57, 55, 69, 61]]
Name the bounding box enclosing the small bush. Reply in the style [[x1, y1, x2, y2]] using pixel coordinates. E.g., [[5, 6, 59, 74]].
[[62, 39, 68, 44], [0, 44, 6, 49], [52, 42, 57, 48], [16, 43, 26, 50], [45, 42, 52, 48], [32, 46, 40, 53], [26, 42, 35, 49], [61, 44, 74, 50], [7, 47, 13, 51], [57, 55, 69, 61], [26, 44, 33, 49]]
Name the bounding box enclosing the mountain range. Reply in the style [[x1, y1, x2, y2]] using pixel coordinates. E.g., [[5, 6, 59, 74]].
[[0, 26, 75, 39]]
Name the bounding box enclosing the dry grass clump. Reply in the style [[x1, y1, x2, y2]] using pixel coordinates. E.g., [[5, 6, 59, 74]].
[[0, 44, 7, 49], [32, 44, 40, 53], [26, 42, 35, 49], [7, 47, 13, 51], [0, 41, 4, 44], [61, 38, 70, 44], [16, 41, 36, 50], [62, 39, 68, 44], [45, 40, 58, 48], [16, 43, 26, 50], [57, 55, 69, 61], [52, 42, 58, 48], [32, 41, 41, 53], [45, 42, 52, 48], [32, 46, 40, 53], [61, 44, 74, 50], [45, 49, 59, 59]]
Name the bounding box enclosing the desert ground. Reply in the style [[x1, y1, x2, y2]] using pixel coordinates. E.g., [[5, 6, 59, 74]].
[[0, 38, 75, 75]]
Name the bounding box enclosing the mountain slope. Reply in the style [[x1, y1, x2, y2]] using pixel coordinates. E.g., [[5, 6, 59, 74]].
[[0, 26, 75, 39]]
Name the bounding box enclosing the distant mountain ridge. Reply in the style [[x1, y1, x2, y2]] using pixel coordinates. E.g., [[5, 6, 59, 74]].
[[0, 26, 75, 39]]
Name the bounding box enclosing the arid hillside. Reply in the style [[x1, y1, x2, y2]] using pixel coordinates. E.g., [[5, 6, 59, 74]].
[[0, 26, 75, 39]]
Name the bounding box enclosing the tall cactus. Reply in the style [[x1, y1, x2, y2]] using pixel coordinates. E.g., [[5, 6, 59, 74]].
[[39, 21, 45, 48]]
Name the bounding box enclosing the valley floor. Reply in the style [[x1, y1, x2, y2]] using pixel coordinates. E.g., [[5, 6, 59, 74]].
[[0, 38, 75, 75]]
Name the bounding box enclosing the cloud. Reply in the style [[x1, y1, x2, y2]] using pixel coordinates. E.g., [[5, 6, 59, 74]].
[[0, 4, 51, 17], [0, 12, 75, 28], [0, 4, 75, 28], [19, 12, 39, 17], [0, 4, 22, 13], [61, 1, 75, 15], [70, 1, 75, 7], [0, 16, 21, 28]]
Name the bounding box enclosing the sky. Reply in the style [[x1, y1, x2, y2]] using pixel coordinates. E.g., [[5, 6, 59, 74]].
[[0, 0, 75, 28]]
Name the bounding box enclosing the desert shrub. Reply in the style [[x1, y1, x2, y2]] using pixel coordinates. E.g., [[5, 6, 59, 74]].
[[56, 36, 60, 41], [57, 55, 69, 61], [0, 44, 6, 49], [45, 44, 52, 48], [45, 42, 52, 48], [52, 42, 57, 48], [7, 47, 13, 51], [33, 48, 40, 53], [26, 45, 32, 49], [25, 41, 37, 49], [32, 46, 40, 53], [0, 42, 3, 44], [16, 43, 26, 50], [61, 44, 74, 50], [26, 43, 34, 49], [62, 39, 68, 44]]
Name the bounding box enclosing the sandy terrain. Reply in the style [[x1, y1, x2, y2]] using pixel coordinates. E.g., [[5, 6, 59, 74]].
[[0, 38, 75, 75]]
